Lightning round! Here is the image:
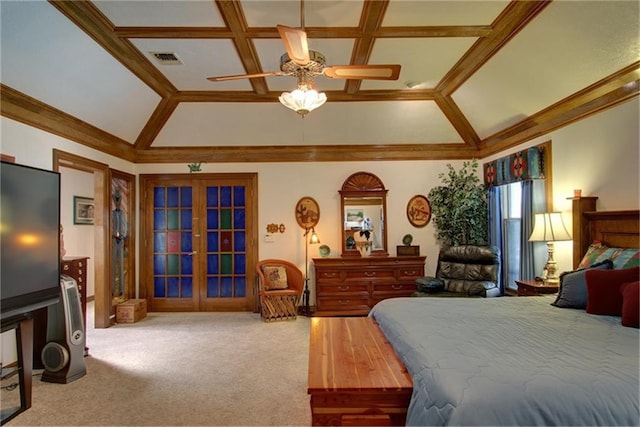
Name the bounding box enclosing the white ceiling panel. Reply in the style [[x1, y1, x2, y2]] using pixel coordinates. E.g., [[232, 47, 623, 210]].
[[384, 0, 511, 26], [242, 0, 364, 28], [153, 100, 461, 147], [131, 38, 252, 91], [93, 0, 224, 27], [453, 0, 640, 138], [0, 1, 160, 143], [362, 37, 478, 90]]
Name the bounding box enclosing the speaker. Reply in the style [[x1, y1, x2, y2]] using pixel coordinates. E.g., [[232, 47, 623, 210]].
[[41, 275, 86, 383]]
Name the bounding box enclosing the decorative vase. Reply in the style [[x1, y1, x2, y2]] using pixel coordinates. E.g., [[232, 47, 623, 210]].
[[353, 231, 372, 257], [356, 241, 372, 257]]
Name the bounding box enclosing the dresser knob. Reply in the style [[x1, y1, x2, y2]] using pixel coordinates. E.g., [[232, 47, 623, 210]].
[[63, 264, 70, 271]]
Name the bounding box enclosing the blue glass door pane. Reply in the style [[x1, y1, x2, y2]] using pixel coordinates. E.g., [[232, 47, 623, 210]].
[[207, 187, 218, 207], [233, 209, 245, 228], [181, 187, 192, 207], [220, 186, 232, 207], [167, 187, 179, 207], [233, 186, 245, 206], [154, 188, 166, 207]]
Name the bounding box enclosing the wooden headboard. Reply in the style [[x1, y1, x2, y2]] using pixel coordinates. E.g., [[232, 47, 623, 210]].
[[571, 196, 640, 268]]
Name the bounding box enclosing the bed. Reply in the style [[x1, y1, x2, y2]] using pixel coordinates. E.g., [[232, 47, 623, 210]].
[[369, 201, 639, 426]]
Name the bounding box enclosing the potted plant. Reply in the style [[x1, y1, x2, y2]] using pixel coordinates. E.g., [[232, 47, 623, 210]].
[[427, 159, 488, 246]]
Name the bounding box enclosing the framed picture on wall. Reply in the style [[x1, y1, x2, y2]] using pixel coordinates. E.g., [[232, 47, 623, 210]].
[[406, 195, 431, 228], [73, 196, 95, 225]]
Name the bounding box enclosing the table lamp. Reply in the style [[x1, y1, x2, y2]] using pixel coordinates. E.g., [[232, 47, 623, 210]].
[[528, 212, 572, 285]]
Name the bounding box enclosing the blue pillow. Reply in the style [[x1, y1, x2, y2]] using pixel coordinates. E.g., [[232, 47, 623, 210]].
[[551, 259, 613, 309]]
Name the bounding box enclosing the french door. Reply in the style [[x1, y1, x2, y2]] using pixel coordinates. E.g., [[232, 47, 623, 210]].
[[140, 173, 257, 312]]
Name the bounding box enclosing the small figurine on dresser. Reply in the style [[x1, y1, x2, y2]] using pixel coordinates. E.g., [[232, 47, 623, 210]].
[[112, 190, 128, 303]]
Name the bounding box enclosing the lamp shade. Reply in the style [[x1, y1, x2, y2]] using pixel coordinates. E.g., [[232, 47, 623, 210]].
[[528, 212, 572, 242], [279, 88, 326, 116]]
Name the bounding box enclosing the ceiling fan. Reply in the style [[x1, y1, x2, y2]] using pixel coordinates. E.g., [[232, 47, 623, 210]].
[[206, 2, 401, 116], [206, 24, 401, 83]]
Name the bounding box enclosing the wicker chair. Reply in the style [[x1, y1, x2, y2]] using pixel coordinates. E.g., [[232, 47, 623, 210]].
[[255, 259, 304, 322]]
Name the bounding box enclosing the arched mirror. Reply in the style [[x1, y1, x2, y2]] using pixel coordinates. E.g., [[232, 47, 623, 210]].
[[339, 172, 388, 257]]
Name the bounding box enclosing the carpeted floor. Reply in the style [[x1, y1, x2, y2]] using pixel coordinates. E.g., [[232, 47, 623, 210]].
[[5, 304, 312, 426]]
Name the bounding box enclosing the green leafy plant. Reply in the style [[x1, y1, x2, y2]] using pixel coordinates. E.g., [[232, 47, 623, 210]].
[[427, 159, 488, 246]]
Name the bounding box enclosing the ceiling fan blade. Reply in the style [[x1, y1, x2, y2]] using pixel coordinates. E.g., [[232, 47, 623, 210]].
[[324, 65, 401, 80], [277, 24, 310, 66], [207, 71, 285, 82]]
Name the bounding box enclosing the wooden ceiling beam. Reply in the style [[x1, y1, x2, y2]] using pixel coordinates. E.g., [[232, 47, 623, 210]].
[[215, 0, 269, 95], [434, 95, 482, 149], [134, 97, 180, 150], [438, 0, 551, 96], [175, 89, 438, 102], [480, 62, 640, 156], [133, 143, 478, 164], [346, 0, 390, 94], [114, 25, 492, 39], [0, 84, 136, 162]]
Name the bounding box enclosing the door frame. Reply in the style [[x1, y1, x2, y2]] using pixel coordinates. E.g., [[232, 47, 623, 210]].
[[139, 172, 258, 312], [53, 150, 112, 328]]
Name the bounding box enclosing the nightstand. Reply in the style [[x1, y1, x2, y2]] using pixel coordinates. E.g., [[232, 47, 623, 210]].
[[515, 279, 559, 296]]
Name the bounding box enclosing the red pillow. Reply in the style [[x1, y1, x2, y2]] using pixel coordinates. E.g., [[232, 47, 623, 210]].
[[620, 281, 639, 328], [585, 266, 640, 315]]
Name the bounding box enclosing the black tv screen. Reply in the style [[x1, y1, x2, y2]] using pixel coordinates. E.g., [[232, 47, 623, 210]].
[[1, 161, 61, 322]]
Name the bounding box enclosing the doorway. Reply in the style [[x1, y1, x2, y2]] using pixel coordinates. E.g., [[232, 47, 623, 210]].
[[140, 173, 258, 312], [53, 150, 111, 328]]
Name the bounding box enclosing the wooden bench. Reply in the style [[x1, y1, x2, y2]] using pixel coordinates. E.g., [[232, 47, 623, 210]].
[[308, 317, 412, 426]]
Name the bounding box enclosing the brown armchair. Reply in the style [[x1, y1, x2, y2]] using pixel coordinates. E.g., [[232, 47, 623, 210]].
[[255, 259, 304, 321]]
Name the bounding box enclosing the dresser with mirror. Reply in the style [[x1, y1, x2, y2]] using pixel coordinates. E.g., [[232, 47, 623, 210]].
[[313, 172, 426, 316]]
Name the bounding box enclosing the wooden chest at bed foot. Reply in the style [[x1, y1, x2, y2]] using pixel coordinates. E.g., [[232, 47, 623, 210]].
[[310, 392, 411, 426], [116, 299, 147, 323]]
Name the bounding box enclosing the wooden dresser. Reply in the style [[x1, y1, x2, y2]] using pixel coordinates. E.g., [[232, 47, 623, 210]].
[[313, 256, 426, 316], [61, 256, 89, 355]]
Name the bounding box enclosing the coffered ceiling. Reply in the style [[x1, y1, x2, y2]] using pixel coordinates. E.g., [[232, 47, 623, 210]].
[[1, 0, 638, 163]]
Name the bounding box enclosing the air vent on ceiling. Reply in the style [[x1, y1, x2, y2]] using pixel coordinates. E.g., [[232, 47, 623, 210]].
[[151, 52, 183, 65]]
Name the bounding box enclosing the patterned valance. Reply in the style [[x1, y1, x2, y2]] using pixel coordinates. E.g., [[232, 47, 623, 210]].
[[483, 145, 546, 187]]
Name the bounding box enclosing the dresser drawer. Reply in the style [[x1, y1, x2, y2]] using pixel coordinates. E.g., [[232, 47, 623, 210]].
[[346, 269, 395, 280], [317, 283, 368, 294], [398, 267, 423, 280], [315, 269, 344, 282], [373, 282, 416, 294]]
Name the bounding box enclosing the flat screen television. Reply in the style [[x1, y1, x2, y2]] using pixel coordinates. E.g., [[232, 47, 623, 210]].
[[1, 161, 61, 323]]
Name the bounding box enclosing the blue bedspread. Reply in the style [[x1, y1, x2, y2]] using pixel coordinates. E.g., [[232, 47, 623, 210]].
[[369, 296, 639, 426]]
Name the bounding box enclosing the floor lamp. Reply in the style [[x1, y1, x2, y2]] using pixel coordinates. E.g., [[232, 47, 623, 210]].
[[302, 227, 319, 316], [528, 212, 572, 285]]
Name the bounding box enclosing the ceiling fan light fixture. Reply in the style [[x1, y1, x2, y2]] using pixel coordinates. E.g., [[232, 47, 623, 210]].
[[279, 85, 327, 117]]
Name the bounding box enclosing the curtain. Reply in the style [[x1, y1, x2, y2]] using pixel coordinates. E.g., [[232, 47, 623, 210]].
[[520, 180, 548, 280], [488, 187, 504, 294]]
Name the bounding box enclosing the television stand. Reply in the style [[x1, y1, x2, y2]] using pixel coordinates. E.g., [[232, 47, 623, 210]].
[[1, 315, 33, 424]]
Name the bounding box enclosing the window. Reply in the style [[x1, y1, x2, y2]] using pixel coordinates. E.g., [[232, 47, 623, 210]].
[[501, 183, 522, 292]]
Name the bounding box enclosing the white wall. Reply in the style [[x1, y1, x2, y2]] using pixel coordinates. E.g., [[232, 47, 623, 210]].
[[60, 167, 95, 297], [483, 98, 639, 275], [1, 97, 638, 364]]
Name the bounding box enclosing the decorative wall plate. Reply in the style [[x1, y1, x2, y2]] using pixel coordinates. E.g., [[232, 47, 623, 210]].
[[406, 195, 432, 228], [295, 196, 320, 229], [318, 244, 331, 258]]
